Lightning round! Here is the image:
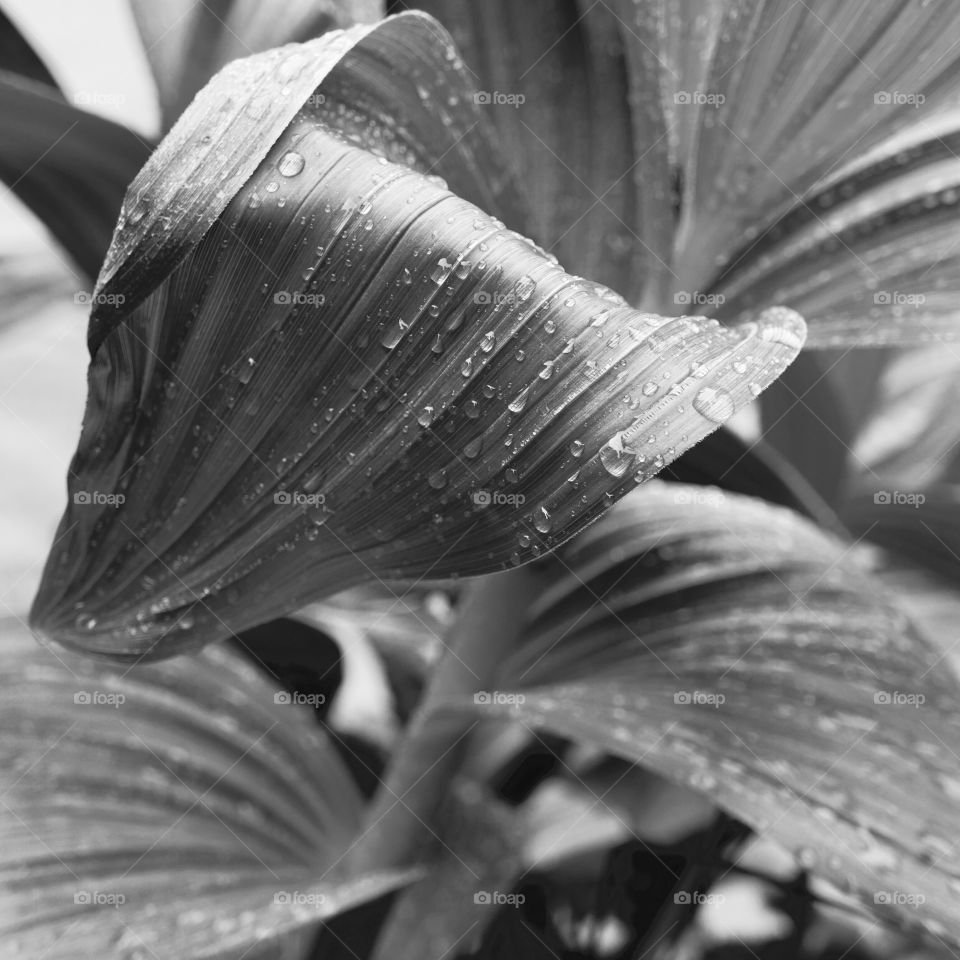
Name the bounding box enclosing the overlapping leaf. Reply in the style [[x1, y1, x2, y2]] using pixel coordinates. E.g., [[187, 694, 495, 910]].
[[0, 619, 411, 959], [712, 120, 960, 347], [30, 13, 804, 659], [445, 484, 960, 944], [0, 71, 150, 280], [406, 0, 960, 346]]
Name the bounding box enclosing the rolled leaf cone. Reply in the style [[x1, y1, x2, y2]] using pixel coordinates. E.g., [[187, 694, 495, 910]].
[[29, 13, 805, 659]]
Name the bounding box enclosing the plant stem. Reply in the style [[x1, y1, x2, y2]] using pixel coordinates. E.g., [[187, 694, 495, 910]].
[[345, 566, 539, 874]]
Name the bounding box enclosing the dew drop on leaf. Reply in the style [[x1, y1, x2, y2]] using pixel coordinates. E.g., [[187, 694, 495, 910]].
[[277, 151, 305, 177], [508, 386, 531, 413], [514, 275, 536, 302], [533, 506, 552, 533], [693, 386, 736, 424]]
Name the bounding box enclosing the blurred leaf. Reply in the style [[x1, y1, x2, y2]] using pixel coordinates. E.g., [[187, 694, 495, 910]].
[[873, 564, 960, 683], [444, 483, 960, 945], [30, 13, 804, 659], [0, 249, 75, 331], [369, 781, 524, 960], [841, 485, 960, 583], [0, 5, 56, 86], [852, 345, 960, 491], [759, 352, 855, 507], [0, 71, 150, 280], [0, 620, 413, 959], [129, 0, 384, 131], [664, 421, 841, 529]]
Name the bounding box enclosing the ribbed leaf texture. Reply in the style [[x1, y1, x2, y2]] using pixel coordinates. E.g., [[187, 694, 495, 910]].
[[0, 620, 412, 959], [30, 13, 804, 659]]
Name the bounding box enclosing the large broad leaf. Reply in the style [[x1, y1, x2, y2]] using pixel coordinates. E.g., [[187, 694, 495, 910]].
[[129, 0, 384, 131], [0, 619, 412, 959], [404, 0, 960, 346], [29, 13, 804, 660], [445, 484, 960, 945], [0, 71, 151, 280]]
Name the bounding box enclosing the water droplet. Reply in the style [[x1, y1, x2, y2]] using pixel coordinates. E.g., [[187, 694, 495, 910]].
[[461, 358, 473, 378], [508, 386, 531, 413], [431, 258, 453, 284], [381, 318, 410, 349], [464, 437, 483, 458], [533, 505, 552, 533], [570, 439, 584, 457], [600, 433, 634, 477], [277, 151, 305, 177], [428, 470, 448, 490], [693, 386, 736, 424], [544, 319, 557, 334], [641, 381, 658, 397], [514, 275, 536, 302], [418, 406, 434, 427], [237, 357, 255, 384], [480, 331, 496, 353]]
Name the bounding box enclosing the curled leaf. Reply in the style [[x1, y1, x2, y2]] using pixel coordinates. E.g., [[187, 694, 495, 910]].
[[30, 13, 805, 659], [0, 619, 411, 959], [447, 484, 960, 945]]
